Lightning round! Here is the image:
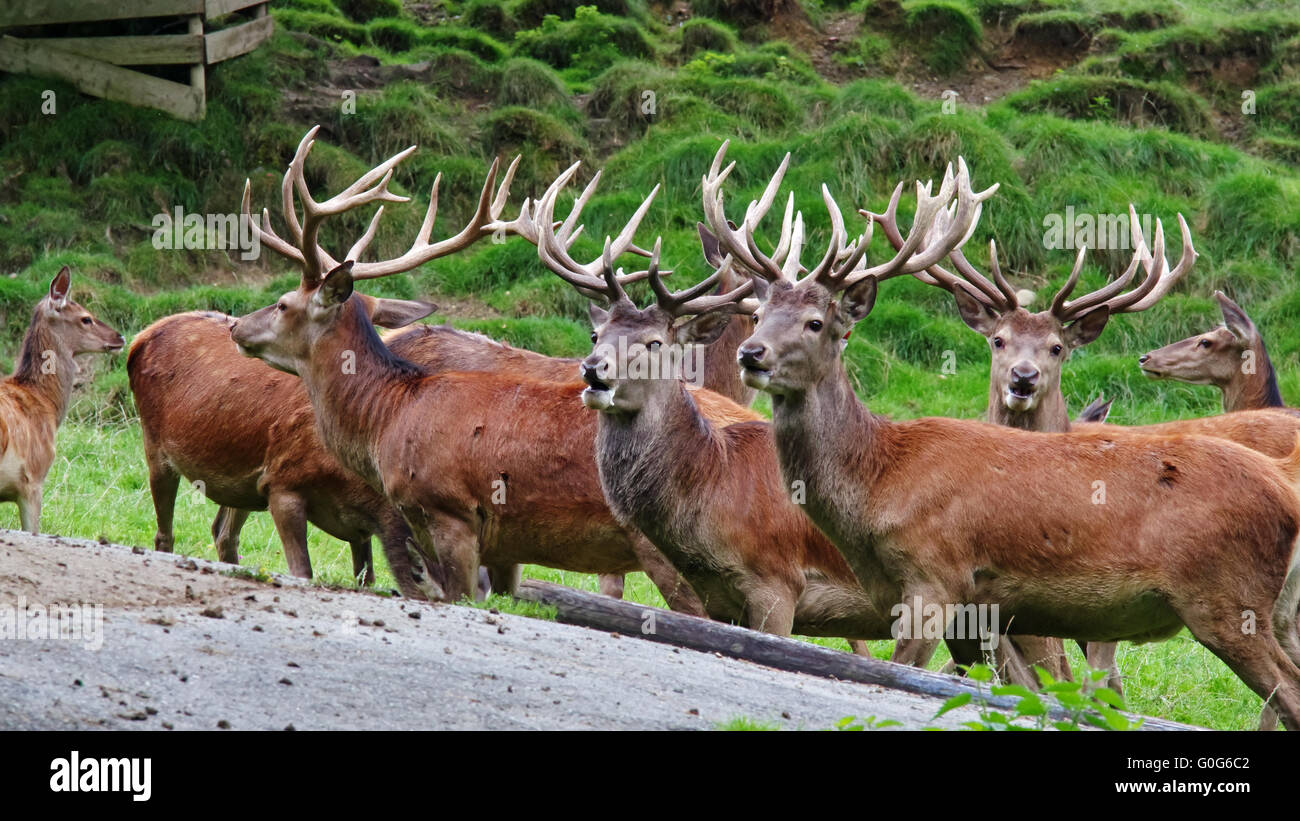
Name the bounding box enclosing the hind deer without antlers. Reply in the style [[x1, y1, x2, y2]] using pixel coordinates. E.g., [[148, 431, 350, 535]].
[[0, 267, 123, 533], [1140, 291, 1295, 415], [723, 148, 1300, 728]]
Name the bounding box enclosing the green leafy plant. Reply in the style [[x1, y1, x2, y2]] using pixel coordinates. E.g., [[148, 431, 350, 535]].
[[832, 714, 903, 730], [933, 663, 1143, 730]]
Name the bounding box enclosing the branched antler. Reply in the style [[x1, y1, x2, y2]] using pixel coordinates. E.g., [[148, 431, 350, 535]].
[[241, 125, 521, 287], [534, 162, 752, 315], [880, 201, 1196, 321]]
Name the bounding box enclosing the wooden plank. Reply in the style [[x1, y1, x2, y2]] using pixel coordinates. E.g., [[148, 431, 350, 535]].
[[205, 0, 266, 20], [0, 36, 204, 122], [23, 35, 203, 66], [204, 14, 272, 64], [188, 16, 204, 101], [515, 580, 1199, 731], [0, 0, 203, 28]]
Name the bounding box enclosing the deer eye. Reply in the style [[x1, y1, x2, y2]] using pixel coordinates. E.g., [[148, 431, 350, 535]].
[[277, 303, 287, 313], [1199, 338, 1212, 348], [81, 317, 93, 325], [992, 337, 1004, 349], [1050, 344, 1062, 356], [647, 340, 662, 351], [590, 331, 598, 343], [751, 312, 759, 323], [807, 320, 823, 332]]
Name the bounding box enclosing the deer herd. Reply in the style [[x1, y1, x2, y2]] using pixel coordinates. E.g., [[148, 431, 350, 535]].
[[8, 125, 1300, 730]]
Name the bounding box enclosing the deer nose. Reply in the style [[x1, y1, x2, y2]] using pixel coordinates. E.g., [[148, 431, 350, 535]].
[[738, 343, 767, 369], [580, 360, 609, 389], [1010, 364, 1038, 386]]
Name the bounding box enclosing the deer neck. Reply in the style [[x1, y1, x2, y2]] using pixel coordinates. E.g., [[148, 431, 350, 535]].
[[700, 316, 756, 406], [301, 299, 426, 480], [1222, 339, 1284, 412], [594, 380, 719, 547], [10, 314, 77, 423], [769, 364, 885, 555], [986, 383, 1070, 433]]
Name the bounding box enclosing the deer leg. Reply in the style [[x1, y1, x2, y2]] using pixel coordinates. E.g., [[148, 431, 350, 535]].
[[629, 534, 706, 616], [211, 506, 250, 565], [891, 638, 940, 668], [991, 637, 1039, 688], [375, 512, 434, 600], [1181, 606, 1300, 731], [147, 462, 180, 553], [1084, 641, 1123, 695], [848, 640, 873, 657], [404, 509, 479, 603], [266, 491, 312, 579], [486, 564, 522, 597], [17, 486, 41, 534], [1004, 636, 1071, 687], [349, 539, 375, 586], [598, 573, 626, 599], [742, 585, 796, 636]]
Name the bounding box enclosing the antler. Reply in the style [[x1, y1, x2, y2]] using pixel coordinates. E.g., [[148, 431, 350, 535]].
[[1050, 205, 1196, 321], [701, 140, 799, 282], [531, 162, 672, 303], [844, 157, 998, 290], [705, 144, 997, 295], [876, 202, 1196, 321], [871, 183, 1018, 312], [241, 125, 521, 288], [535, 163, 752, 316]]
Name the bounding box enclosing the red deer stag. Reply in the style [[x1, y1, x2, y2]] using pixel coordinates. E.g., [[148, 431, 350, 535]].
[[0, 267, 123, 532], [725, 150, 1300, 728], [529, 161, 936, 654], [227, 126, 753, 610], [1140, 291, 1295, 414], [874, 202, 1197, 691]]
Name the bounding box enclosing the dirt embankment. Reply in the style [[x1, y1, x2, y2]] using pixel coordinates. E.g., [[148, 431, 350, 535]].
[[0, 531, 984, 730]]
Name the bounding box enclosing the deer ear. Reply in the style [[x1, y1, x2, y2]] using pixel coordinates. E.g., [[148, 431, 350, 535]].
[[1216, 291, 1257, 343], [674, 311, 732, 347], [368, 297, 437, 329], [1076, 395, 1113, 424], [1063, 305, 1110, 348], [315, 262, 355, 308], [49, 266, 71, 307], [840, 277, 877, 324], [952, 286, 1000, 336], [697, 222, 724, 267], [587, 302, 609, 328]]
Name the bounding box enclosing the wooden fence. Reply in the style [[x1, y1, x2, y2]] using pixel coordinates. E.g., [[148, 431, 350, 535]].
[[0, 0, 275, 121]]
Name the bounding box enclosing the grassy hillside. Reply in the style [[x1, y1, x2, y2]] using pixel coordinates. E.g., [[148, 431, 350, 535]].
[[1, 0, 1298, 729]]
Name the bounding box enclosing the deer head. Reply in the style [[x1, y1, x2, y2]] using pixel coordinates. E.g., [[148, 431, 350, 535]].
[[876, 204, 1196, 427], [1140, 291, 1257, 387], [701, 142, 994, 397], [230, 126, 519, 374], [527, 164, 752, 414], [36, 266, 125, 357], [1138, 291, 1284, 412]]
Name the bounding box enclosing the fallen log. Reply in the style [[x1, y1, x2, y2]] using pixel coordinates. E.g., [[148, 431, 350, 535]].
[[515, 579, 1196, 731]]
